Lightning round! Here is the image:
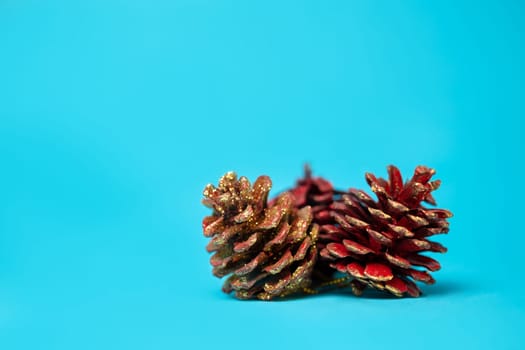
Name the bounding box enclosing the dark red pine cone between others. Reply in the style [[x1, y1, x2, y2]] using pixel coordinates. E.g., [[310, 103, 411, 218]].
[[319, 165, 452, 297], [287, 164, 335, 225], [282, 165, 342, 286]]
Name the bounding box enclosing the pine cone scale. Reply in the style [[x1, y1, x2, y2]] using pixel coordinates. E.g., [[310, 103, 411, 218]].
[[342, 239, 374, 255], [406, 254, 440, 271], [263, 271, 292, 296], [234, 252, 268, 276], [347, 262, 366, 278], [325, 243, 351, 258], [233, 231, 261, 253], [363, 263, 393, 282], [264, 250, 294, 274], [367, 228, 393, 245], [294, 236, 313, 261], [385, 253, 411, 269], [385, 277, 408, 296], [202, 216, 223, 237], [387, 165, 404, 195], [264, 222, 290, 251]]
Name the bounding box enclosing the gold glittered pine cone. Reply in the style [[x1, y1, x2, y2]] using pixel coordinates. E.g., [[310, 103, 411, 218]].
[[320, 165, 452, 297], [202, 172, 319, 300]]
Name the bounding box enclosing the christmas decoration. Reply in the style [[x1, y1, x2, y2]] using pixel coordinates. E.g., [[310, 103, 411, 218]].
[[287, 164, 336, 225], [202, 172, 319, 300], [285, 165, 340, 285], [320, 165, 452, 297]]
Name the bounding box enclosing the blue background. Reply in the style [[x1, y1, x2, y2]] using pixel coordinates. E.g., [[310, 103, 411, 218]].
[[1, 1, 524, 349]]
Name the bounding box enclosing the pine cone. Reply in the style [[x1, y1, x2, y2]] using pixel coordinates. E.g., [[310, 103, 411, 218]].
[[288, 164, 335, 225], [320, 165, 452, 297], [285, 165, 339, 285], [202, 172, 319, 300]]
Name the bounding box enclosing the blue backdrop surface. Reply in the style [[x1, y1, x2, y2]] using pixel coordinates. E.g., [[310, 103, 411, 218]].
[[1, 1, 524, 349]]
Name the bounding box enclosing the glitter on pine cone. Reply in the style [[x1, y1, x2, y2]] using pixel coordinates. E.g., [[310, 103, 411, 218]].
[[202, 172, 319, 300], [319, 165, 452, 297]]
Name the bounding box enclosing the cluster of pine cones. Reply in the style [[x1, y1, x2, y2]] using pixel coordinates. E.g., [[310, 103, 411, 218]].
[[201, 165, 452, 300]]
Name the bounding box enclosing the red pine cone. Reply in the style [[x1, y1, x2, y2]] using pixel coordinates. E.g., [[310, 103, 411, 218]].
[[202, 172, 319, 300], [288, 164, 335, 225], [320, 165, 452, 297], [284, 165, 340, 285]]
